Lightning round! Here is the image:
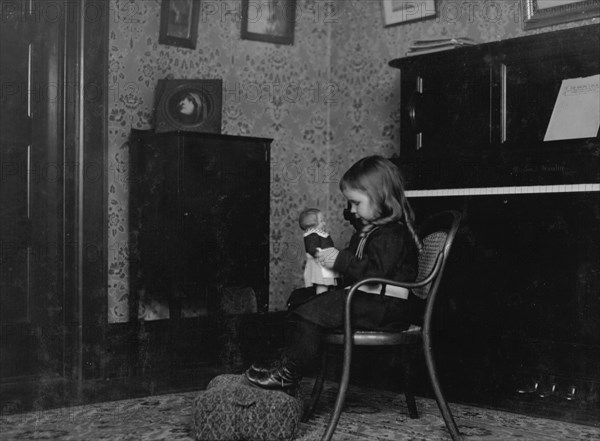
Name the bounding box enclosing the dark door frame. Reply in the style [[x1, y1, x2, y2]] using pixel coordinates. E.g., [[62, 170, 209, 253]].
[[0, 0, 108, 405], [61, 0, 109, 388]]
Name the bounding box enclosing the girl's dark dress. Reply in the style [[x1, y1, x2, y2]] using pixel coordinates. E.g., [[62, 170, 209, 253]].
[[285, 221, 422, 371]]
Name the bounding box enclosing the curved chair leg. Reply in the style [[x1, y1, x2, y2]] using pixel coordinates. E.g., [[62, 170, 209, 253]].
[[302, 347, 329, 422], [321, 343, 352, 441], [402, 345, 419, 419], [423, 334, 463, 441]]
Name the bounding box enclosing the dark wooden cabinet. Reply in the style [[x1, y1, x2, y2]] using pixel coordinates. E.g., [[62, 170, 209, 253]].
[[390, 25, 600, 424], [129, 130, 271, 321]]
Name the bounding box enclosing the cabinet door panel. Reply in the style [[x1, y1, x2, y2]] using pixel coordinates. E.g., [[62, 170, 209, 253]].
[[132, 139, 179, 304], [181, 137, 270, 309], [131, 131, 271, 317], [400, 51, 492, 156]]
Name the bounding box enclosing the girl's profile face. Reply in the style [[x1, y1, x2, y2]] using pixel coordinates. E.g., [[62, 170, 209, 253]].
[[343, 188, 377, 223]]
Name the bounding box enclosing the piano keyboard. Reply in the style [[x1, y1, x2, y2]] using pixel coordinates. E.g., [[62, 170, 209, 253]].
[[406, 183, 600, 197]]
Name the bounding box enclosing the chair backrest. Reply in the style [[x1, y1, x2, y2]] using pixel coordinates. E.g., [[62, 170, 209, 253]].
[[412, 211, 461, 300], [417, 211, 463, 441]]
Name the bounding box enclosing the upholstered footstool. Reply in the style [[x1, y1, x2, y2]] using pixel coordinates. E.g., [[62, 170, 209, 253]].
[[192, 374, 303, 441]]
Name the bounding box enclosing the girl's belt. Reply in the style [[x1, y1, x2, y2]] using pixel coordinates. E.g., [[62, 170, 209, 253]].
[[347, 283, 409, 300]]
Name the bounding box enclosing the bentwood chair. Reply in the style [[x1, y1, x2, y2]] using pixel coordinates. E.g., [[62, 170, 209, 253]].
[[303, 210, 463, 441]]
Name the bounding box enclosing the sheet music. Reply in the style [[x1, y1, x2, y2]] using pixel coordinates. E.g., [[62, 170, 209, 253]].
[[544, 75, 600, 141]]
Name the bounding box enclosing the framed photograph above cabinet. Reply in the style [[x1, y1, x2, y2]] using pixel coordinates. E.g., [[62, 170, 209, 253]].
[[154, 79, 223, 134]]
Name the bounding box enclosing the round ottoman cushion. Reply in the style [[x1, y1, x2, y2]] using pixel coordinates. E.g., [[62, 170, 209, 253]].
[[193, 374, 303, 441]]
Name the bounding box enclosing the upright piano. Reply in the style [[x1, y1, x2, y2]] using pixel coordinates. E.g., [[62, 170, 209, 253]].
[[389, 24, 599, 423]]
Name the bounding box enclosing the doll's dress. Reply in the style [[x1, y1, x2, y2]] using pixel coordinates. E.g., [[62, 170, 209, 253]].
[[303, 228, 338, 289]]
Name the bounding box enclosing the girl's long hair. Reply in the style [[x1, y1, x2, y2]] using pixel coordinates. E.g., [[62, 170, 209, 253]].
[[340, 155, 421, 250]]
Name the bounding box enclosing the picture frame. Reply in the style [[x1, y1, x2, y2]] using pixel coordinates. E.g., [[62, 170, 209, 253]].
[[381, 0, 437, 27], [153, 79, 223, 134], [241, 0, 297, 45], [159, 0, 200, 49], [522, 0, 600, 30]]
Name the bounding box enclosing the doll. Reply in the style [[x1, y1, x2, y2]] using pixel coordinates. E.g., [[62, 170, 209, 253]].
[[299, 208, 337, 294]]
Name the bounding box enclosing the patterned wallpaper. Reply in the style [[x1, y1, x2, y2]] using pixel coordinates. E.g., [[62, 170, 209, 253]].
[[107, 0, 598, 322]]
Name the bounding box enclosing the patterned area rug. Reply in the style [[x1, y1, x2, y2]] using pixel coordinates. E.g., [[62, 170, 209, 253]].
[[1, 379, 598, 440]]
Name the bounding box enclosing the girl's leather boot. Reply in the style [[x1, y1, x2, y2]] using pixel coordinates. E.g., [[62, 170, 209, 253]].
[[245, 360, 300, 393]]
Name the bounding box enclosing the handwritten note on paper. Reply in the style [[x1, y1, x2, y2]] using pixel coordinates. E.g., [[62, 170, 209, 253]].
[[544, 74, 600, 141]]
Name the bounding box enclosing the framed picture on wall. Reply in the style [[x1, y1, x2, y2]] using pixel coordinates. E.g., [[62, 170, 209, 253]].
[[154, 79, 223, 134], [381, 0, 437, 26], [159, 0, 200, 49], [241, 0, 297, 45], [522, 0, 600, 29]]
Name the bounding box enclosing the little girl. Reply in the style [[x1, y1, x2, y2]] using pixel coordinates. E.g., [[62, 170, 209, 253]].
[[246, 155, 422, 391], [299, 208, 337, 294]]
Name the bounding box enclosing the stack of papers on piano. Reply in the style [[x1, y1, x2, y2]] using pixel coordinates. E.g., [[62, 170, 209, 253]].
[[406, 37, 477, 56]]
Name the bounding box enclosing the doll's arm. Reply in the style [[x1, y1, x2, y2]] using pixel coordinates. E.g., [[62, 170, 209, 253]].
[[316, 247, 339, 269]]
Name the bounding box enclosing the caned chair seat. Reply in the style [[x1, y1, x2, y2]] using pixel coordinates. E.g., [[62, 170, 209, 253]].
[[323, 326, 422, 346]]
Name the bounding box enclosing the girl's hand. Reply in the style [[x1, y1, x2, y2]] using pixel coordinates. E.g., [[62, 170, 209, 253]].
[[316, 247, 339, 269]]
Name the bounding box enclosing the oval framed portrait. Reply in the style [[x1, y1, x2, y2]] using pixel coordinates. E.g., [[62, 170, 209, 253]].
[[154, 79, 222, 133]]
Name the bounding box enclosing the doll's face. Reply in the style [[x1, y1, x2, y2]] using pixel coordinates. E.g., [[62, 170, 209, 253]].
[[316, 212, 326, 230]]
